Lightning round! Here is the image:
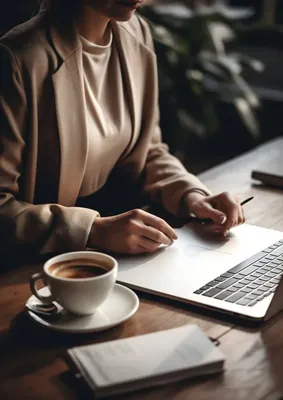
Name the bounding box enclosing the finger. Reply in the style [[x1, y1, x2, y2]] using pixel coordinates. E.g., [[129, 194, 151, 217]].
[[193, 202, 227, 225], [140, 225, 172, 246], [138, 237, 161, 252], [137, 210, 178, 240], [237, 201, 245, 225], [202, 223, 225, 234], [222, 196, 239, 233]]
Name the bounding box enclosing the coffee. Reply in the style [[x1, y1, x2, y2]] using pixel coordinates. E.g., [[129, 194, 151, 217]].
[[50, 259, 108, 279]]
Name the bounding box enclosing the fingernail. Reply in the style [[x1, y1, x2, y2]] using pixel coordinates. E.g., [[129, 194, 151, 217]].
[[220, 215, 227, 224], [172, 232, 178, 240], [224, 230, 229, 237]]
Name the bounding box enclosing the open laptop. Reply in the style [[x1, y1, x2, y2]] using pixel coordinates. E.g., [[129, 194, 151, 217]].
[[117, 224, 283, 323]]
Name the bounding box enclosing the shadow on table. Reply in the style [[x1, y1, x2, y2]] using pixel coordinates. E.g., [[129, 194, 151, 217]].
[[0, 311, 138, 381], [10, 311, 138, 349], [261, 313, 283, 396]]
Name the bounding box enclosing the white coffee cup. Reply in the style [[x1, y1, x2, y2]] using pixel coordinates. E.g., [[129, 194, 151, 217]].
[[29, 251, 118, 316]]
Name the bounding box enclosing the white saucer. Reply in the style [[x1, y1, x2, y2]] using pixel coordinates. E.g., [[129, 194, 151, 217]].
[[25, 284, 139, 333]]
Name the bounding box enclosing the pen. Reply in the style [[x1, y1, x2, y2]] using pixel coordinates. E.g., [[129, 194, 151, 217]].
[[187, 196, 254, 224], [240, 196, 254, 206]]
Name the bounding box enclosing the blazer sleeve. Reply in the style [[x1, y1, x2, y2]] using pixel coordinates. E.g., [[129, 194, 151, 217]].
[[0, 44, 99, 257], [138, 18, 211, 216]]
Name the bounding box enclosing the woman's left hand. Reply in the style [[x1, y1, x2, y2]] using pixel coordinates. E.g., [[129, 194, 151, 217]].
[[185, 191, 245, 236]]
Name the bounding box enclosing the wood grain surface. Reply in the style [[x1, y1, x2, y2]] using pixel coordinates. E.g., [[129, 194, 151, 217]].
[[1, 138, 283, 400]]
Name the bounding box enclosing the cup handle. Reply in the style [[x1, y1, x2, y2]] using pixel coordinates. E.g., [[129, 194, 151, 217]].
[[29, 272, 54, 304]]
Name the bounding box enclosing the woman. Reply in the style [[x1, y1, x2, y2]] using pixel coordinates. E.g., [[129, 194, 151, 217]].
[[0, 0, 244, 257]]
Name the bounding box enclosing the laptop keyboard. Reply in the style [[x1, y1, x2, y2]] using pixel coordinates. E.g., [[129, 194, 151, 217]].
[[194, 239, 283, 307]]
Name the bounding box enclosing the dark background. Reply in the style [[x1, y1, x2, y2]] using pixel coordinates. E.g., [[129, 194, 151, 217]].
[[0, 0, 282, 174]]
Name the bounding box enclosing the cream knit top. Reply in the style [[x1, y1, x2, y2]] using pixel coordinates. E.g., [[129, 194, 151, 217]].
[[79, 27, 132, 196]]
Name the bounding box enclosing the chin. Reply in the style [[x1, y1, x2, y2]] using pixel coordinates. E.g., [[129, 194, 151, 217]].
[[112, 10, 137, 21]]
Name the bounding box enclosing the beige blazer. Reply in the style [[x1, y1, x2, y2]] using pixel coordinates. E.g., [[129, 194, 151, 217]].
[[0, 8, 207, 256]]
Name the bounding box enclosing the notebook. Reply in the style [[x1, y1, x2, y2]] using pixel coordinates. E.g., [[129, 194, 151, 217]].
[[67, 324, 225, 398], [251, 157, 283, 188]]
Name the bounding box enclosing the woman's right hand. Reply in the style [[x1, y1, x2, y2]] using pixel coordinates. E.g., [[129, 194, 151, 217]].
[[88, 209, 178, 254]]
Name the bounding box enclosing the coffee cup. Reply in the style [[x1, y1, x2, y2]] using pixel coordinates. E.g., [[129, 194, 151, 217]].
[[29, 251, 118, 316]]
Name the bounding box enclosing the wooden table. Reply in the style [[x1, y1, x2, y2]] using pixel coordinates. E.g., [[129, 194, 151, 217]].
[[1, 138, 283, 400]]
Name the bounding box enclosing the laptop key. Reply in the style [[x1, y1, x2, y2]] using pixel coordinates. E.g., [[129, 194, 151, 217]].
[[265, 254, 276, 260], [206, 280, 219, 287], [256, 278, 267, 285], [215, 290, 234, 300], [260, 266, 273, 273], [272, 259, 282, 265], [251, 272, 261, 278], [220, 272, 234, 279], [239, 265, 259, 276], [260, 276, 270, 281], [202, 288, 223, 297], [199, 285, 211, 291], [261, 257, 272, 263], [194, 289, 204, 294], [270, 245, 283, 257], [225, 291, 246, 303], [268, 262, 280, 268], [262, 248, 273, 253], [236, 298, 252, 306], [216, 278, 238, 289], [229, 286, 240, 292], [240, 279, 251, 285], [265, 272, 277, 278], [247, 283, 259, 290], [252, 290, 264, 296], [241, 287, 251, 293], [248, 300, 257, 307], [258, 268, 268, 274], [214, 277, 226, 283], [245, 276, 256, 282], [244, 294, 257, 300], [235, 273, 245, 279], [260, 286, 269, 292], [264, 282, 276, 288], [270, 278, 281, 284], [233, 282, 245, 289]]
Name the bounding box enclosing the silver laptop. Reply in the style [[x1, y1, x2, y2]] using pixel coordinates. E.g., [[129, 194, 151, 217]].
[[117, 224, 283, 323]]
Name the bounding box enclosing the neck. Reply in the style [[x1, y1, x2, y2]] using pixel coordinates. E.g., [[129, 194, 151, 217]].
[[76, 5, 110, 45]]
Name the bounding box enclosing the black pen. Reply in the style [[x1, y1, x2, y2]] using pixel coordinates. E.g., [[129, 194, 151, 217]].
[[187, 196, 254, 224], [240, 196, 254, 206]]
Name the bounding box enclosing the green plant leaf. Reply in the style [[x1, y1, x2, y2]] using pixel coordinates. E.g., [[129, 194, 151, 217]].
[[233, 97, 260, 139]]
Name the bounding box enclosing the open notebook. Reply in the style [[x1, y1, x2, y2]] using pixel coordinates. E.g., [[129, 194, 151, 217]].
[[67, 324, 225, 398]]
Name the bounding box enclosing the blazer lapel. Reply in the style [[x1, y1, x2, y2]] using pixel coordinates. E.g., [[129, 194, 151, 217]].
[[49, 10, 88, 206], [112, 22, 141, 158], [52, 53, 88, 206], [112, 22, 157, 160]]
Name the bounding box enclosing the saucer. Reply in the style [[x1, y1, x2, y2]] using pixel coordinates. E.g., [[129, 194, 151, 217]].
[[25, 284, 139, 333]]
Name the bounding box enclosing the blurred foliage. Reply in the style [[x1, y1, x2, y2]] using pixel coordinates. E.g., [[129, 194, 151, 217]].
[[139, 0, 266, 152]]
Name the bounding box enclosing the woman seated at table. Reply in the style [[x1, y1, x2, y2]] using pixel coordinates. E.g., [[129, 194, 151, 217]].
[[0, 0, 245, 257]]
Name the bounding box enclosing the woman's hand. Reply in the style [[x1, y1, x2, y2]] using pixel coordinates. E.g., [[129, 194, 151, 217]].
[[185, 191, 245, 236], [88, 209, 178, 254]]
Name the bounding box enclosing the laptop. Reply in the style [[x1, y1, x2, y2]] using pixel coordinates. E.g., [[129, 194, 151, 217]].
[[117, 223, 283, 323]]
